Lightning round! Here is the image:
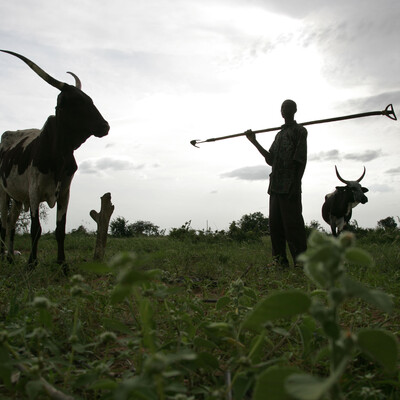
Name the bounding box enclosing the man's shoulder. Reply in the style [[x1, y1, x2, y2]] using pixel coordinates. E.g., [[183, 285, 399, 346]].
[[293, 123, 308, 137]]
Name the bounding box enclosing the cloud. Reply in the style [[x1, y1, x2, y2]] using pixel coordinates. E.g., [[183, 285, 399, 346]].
[[343, 91, 400, 113], [368, 183, 393, 193], [79, 157, 146, 175], [385, 167, 400, 175], [344, 150, 383, 162], [309, 149, 383, 162], [220, 165, 270, 181], [302, 1, 400, 91], [308, 149, 340, 161]]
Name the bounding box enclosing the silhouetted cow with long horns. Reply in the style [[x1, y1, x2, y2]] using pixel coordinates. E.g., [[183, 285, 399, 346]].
[[322, 166, 368, 236], [0, 50, 109, 268]]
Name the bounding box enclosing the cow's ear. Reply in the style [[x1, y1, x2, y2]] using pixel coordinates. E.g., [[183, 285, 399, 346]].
[[362, 187, 369, 193], [335, 186, 346, 190]]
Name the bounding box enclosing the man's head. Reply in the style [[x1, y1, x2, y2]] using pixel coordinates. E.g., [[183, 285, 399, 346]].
[[281, 99, 297, 121]]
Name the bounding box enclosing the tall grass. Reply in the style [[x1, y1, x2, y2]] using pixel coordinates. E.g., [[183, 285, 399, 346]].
[[0, 230, 398, 399]]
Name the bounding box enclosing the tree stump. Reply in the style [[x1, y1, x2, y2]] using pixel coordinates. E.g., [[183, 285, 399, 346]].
[[90, 192, 115, 261]]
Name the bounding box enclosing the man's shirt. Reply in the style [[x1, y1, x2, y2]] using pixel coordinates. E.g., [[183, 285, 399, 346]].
[[266, 121, 307, 194]]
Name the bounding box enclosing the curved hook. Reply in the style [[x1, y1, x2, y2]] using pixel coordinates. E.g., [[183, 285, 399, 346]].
[[383, 104, 397, 120]]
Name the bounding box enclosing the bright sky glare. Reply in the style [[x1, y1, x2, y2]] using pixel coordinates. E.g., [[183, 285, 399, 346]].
[[0, 0, 399, 233]]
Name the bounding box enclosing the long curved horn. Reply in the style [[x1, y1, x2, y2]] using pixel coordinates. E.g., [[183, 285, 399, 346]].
[[0, 50, 65, 90], [335, 165, 349, 184], [66, 71, 82, 89], [356, 166, 366, 182]]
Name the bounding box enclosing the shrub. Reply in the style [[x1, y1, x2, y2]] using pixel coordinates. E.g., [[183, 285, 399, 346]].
[[110, 216, 133, 237], [130, 220, 163, 236], [228, 211, 269, 241]]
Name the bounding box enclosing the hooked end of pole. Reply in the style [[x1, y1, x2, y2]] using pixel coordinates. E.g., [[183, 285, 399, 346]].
[[383, 104, 397, 120], [190, 140, 200, 148]]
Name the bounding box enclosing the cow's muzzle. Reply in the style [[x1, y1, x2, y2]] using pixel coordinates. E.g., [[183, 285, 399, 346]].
[[95, 121, 110, 138]]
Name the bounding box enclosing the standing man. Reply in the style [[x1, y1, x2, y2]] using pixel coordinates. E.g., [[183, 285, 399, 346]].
[[246, 99, 307, 268]]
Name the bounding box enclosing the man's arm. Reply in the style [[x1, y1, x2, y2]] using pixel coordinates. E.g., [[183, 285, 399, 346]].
[[246, 130, 273, 165]]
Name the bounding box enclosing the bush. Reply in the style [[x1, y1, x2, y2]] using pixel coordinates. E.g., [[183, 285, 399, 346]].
[[377, 216, 397, 230], [228, 212, 269, 241], [110, 216, 133, 237], [130, 220, 163, 236], [168, 220, 198, 241]]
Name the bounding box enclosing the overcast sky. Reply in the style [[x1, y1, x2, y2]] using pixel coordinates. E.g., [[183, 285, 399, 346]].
[[0, 0, 399, 233]]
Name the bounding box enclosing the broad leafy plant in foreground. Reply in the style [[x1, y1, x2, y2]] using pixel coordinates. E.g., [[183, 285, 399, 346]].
[[0, 231, 398, 399], [251, 231, 397, 400]]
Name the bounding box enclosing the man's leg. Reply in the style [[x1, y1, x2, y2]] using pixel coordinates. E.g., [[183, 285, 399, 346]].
[[280, 194, 307, 264], [269, 194, 289, 266]]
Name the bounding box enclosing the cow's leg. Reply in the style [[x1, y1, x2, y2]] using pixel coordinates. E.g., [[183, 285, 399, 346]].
[[329, 216, 338, 237], [28, 205, 42, 268], [7, 200, 22, 263], [0, 191, 10, 259], [55, 190, 70, 270]]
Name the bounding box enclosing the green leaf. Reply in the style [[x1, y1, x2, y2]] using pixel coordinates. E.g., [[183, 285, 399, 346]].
[[110, 286, 132, 304], [195, 352, 220, 370], [102, 317, 133, 335], [345, 248, 374, 267], [307, 231, 330, 247], [342, 276, 393, 313], [253, 366, 300, 400], [26, 380, 44, 399], [117, 267, 158, 286], [244, 287, 258, 300], [242, 291, 311, 332], [39, 309, 52, 329], [193, 337, 218, 350], [80, 262, 112, 274], [303, 262, 330, 289], [248, 332, 266, 364], [285, 357, 349, 400], [234, 372, 254, 400], [216, 296, 230, 311], [0, 344, 12, 388], [357, 329, 398, 372], [298, 316, 317, 358], [89, 378, 118, 390], [285, 374, 328, 400]]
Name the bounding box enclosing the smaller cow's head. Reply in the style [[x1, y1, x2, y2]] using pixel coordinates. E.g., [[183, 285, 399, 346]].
[[335, 166, 368, 204]]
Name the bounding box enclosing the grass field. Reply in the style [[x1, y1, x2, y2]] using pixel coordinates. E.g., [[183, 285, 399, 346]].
[[0, 229, 399, 399]]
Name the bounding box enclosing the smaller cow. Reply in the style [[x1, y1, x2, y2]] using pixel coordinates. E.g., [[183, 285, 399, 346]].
[[322, 166, 368, 236]]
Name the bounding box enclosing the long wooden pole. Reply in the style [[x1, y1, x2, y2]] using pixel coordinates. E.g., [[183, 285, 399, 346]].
[[190, 104, 397, 147]]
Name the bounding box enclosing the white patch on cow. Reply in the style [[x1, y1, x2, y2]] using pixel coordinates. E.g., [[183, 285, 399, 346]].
[[1, 129, 40, 149], [0, 129, 74, 212], [337, 217, 346, 232], [350, 201, 359, 209]]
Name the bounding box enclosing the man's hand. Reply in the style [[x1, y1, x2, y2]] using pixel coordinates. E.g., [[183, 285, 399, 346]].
[[245, 129, 256, 143]]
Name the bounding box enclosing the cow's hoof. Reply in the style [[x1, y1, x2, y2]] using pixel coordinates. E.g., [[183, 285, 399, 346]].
[[27, 260, 38, 271], [58, 261, 69, 276]]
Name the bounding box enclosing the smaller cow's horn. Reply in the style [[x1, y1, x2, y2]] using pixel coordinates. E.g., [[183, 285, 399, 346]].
[[0, 50, 65, 91], [357, 166, 366, 182], [335, 165, 349, 184], [335, 165, 366, 183], [67, 71, 82, 89]]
